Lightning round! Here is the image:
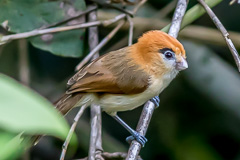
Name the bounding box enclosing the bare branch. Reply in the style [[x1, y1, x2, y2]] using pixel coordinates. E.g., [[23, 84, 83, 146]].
[[102, 14, 126, 26], [87, 7, 103, 160], [154, 0, 177, 18], [126, 1, 188, 159], [75, 0, 146, 71], [77, 152, 142, 160], [198, 0, 240, 71], [127, 16, 134, 46], [229, 0, 237, 5], [125, 101, 155, 160], [0, 14, 126, 45], [102, 152, 142, 160], [60, 105, 88, 160], [75, 20, 125, 70], [168, 0, 188, 38], [132, 0, 147, 15], [90, 0, 134, 17], [43, 5, 97, 29]]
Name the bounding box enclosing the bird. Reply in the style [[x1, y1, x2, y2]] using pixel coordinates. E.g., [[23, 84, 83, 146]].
[[40, 30, 188, 146]]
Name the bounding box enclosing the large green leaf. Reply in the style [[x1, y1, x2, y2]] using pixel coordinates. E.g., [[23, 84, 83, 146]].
[[0, 131, 27, 160], [0, 0, 86, 57], [0, 74, 69, 139]]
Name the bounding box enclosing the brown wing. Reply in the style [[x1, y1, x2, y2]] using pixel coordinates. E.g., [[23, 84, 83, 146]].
[[67, 47, 150, 95]]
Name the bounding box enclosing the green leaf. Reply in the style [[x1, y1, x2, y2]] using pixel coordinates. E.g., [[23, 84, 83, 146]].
[[0, 131, 27, 160], [30, 29, 85, 57], [0, 74, 69, 139], [0, 0, 86, 57], [0, 0, 86, 32]]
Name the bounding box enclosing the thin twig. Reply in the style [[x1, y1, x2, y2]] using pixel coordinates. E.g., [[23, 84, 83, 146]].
[[90, 0, 134, 17], [0, 22, 99, 45], [77, 152, 142, 160], [75, 0, 146, 70], [75, 20, 125, 70], [229, 0, 237, 5], [60, 105, 88, 160], [42, 5, 97, 29], [154, 0, 177, 18], [127, 16, 134, 46], [198, 0, 240, 71], [87, 7, 103, 160], [132, 0, 147, 15], [126, 1, 188, 159], [18, 39, 30, 86], [0, 14, 126, 45]]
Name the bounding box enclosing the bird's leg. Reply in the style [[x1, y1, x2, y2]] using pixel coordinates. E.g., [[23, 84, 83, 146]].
[[112, 115, 147, 147], [150, 96, 160, 108]]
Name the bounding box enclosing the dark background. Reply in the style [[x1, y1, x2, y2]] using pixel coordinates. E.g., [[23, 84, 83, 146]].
[[1, 0, 240, 159]]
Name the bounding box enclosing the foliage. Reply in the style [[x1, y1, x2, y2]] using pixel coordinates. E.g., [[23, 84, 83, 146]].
[[0, 74, 70, 159], [0, 0, 86, 57]]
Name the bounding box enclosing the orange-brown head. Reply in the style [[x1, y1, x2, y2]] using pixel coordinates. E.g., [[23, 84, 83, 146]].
[[133, 30, 187, 74]]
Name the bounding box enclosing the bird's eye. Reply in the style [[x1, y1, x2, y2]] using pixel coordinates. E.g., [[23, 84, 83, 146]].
[[164, 51, 173, 59], [159, 48, 175, 60]]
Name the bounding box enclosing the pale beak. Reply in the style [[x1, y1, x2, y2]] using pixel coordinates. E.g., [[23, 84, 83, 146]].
[[176, 57, 188, 71]]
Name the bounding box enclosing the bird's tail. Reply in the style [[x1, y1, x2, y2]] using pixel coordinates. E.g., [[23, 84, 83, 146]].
[[32, 93, 84, 145], [55, 93, 84, 115]]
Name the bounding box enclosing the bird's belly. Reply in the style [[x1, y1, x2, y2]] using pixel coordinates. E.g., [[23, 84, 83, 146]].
[[99, 93, 151, 115], [98, 77, 166, 115]]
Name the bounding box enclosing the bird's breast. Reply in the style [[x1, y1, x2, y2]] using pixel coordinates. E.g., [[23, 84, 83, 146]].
[[98, 74, 174, 115]]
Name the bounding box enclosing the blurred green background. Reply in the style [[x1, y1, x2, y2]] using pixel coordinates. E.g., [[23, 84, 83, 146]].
[[1, 0, 240, 159]]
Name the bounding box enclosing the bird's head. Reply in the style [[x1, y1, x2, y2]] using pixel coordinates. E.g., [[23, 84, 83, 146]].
[[134, 30, 187, 74]]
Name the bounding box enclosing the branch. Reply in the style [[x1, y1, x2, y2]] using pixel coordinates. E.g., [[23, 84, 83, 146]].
[[131, 0, 147, 15], [77, 152, 142, 160], [75, 0, 146, 70], [197, 0, 240, 72], [161, 0, 222, 32], [126, 0, 188, 159], [90, 0, 134, 17], [0, 14, 126, 45], [127, 15, 134, 46], [87, 7, 103, 160], [75, 20, 125, 70], [102, 152, 142, 160], [125, 101, 156, 160], [42, 5, 97, 29], [229, 0, 238, 5], [154, 0, 177, 18], [168, 0, 188, 38], [60, 105, 88, 160]]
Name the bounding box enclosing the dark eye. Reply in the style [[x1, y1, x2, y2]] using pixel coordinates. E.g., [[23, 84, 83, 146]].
[[159, 48, 175, 60], [164, 51, 173, 59]]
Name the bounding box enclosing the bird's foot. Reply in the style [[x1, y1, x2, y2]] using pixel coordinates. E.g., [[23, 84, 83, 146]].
[[150, 96, 160, 108], [126, 131, 147, 147]]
